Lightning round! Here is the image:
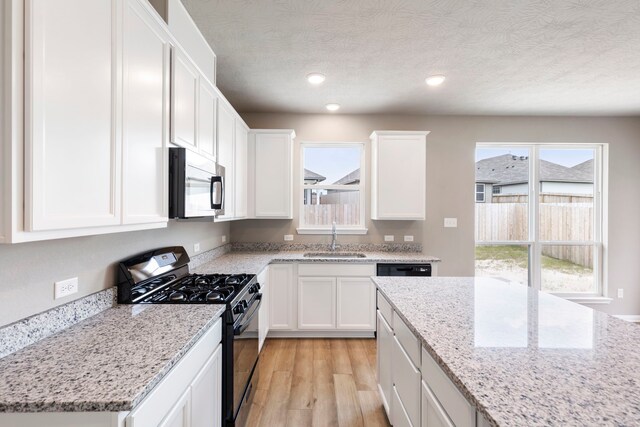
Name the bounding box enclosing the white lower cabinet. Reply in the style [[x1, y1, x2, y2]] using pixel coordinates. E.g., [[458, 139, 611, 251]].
[[269, 264, 296, 330], [392, 386, 413, 427], [159, 388, 191, 427], [393, 336, 421, 427], [337, 277, 376, 330], [258, 267, 270, 350], [376, 291, 478, 427], [377, 310, 393, 418], [190, 345, 222, 427], [268, 263, 376, 334], [422, 380, 454, 427], [298, 277, 336, 329]]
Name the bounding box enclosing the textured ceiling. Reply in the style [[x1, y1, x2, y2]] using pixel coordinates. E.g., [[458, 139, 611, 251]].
[[181, 0, 640, 115]]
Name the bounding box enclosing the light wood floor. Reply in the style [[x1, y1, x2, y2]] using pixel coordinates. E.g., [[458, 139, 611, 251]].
[[245, 338, 390, 427]]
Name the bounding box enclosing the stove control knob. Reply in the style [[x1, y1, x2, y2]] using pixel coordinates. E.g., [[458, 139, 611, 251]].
[[233, 305, 245, 314], [249, 285, 258, 294]]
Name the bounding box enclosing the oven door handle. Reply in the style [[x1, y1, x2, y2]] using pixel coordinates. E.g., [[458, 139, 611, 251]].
[[234, 294, 262, 335]]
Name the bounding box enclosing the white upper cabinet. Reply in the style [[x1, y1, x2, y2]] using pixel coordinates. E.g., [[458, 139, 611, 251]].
[[122, 0, 170, 225], [371, 131, 429, 220], [198, 78, 216, 160], [216, 100, 235, 220], [171, 47, 198, 150], [250, 130, 295, 219], [234, 119, 249, 219], [25, 0, 120, 231]]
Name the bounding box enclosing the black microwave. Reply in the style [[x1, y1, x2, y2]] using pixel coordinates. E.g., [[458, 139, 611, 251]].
[[169, 147, 224, 219]]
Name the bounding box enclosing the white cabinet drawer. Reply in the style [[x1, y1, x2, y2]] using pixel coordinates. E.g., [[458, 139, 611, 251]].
[[393, 336, 420, 427], [395, 313, 421, 367], [377, 291, 393, 329], [392, 385, 414, 427], [297, 263, 375, 277], [421, 347, 475, 427], [422, 380, 454, 427]]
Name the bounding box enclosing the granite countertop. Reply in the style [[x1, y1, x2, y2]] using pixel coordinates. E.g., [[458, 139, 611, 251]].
[[373, 277, 640, 426], [0, 304, 225, 413], [192, 250, 440, 275]]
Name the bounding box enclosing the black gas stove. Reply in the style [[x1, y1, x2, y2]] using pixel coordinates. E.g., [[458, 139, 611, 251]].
[[116, 246, 261, 427]]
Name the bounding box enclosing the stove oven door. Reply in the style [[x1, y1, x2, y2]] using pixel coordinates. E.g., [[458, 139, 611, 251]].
[[232, 294, 262, 425]]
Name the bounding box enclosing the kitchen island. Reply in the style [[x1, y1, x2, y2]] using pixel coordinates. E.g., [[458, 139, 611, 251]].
[[374, 276, 640, 427]]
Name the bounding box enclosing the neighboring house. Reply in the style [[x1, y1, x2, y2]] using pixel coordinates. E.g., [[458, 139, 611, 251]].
[[303, 168, 326, 204], [475, 155, 593, 202], [332, 168, 360, 186]]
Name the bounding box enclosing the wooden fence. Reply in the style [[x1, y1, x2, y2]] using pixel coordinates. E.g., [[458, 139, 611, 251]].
[[303, 191, 360, 226], [476, 195, 594, 268]]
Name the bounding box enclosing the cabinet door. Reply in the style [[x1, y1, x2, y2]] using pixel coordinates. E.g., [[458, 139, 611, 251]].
[[269, 264, 296, 330], [234, 120, 248, 219], [337, 277, 375, 330], [26, 0, 120, 231], [372, 133, 426, 220], [216, 101, 235, 219], [198, 78, 216, 159], [422, 380, 454, 427], [171, 47, 198, 149], [393, 336, 421, 427], [191, 344, 222, 427], [298, 277, 336, 329], [159, 388, 191, 427], [122, 0, 169, 225], [377, 311, 393, 419], [258, 268, 270, 351], [254, 133, 293, 218]]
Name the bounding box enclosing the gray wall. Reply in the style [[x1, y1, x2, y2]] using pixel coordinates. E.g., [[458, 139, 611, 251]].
[[0, 221, 229, 326], [234, 113, 640, 316]]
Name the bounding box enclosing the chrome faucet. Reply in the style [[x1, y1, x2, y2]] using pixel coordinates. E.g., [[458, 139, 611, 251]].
[[330, 221, 338, 252]]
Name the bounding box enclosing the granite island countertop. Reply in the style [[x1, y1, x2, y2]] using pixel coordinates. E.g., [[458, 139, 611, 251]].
[[0, 304, 225, 413], [192, 250, 440, 275], [374, 276, 640, 427]]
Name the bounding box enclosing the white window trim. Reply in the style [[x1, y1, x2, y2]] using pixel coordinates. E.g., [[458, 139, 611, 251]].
[[475, 142, 609, 299], [297, 141, 367, 235]]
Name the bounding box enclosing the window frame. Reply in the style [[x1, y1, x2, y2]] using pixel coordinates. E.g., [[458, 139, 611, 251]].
[[475, 142, 609, 301], [297, 141, 367, 235], [475, 183, 486, 203]]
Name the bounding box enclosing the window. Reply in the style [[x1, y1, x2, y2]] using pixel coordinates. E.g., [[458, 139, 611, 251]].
[[298, 143, 366, 234], [475, 184, 485, 202], [492, 186, 501, 195], [475, 144, 607, 298]]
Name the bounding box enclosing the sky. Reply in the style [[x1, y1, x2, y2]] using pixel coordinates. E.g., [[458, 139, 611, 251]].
[[476, 147, 594, 167], [304, 146, 361, 184]]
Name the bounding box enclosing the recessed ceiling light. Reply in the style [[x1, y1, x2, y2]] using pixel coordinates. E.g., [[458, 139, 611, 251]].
[[425, 75, 446, 86], [325, 103, 340, 112], [307, 73, 326, 85]]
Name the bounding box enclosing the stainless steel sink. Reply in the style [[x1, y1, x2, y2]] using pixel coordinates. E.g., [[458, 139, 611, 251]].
[[303, 252, 367, 258]]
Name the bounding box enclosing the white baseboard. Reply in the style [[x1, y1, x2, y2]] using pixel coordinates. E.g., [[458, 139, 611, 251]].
[[613, 315, 640, 323], [267, 330, 375, 338]]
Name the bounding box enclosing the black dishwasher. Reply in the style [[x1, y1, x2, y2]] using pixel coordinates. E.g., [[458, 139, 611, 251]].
[[377, 263, 432, 276]]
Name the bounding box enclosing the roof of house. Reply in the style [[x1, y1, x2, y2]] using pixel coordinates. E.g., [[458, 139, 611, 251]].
[[304, 168, 326, 183], [476, 154, 593, 185], [333, 168, 361, 185]]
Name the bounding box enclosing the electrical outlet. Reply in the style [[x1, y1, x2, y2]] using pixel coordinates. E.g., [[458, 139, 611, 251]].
[[222, 235, 227, 243], [284, 235, 294, 241], [404, 235, 414, 242], [54, 277, 78, 299], [193, 243, 201, 253], [384, 235, 395, 242], [444, 218, 458, 228], [618, 288, 624, 298]]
